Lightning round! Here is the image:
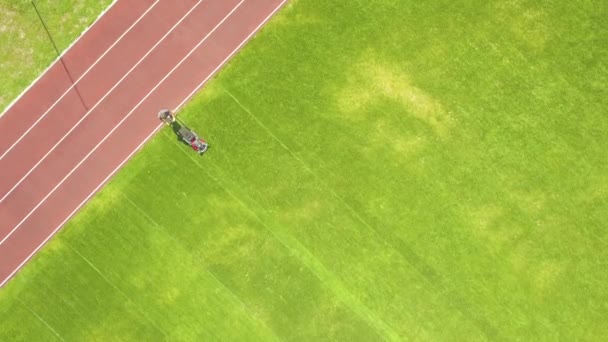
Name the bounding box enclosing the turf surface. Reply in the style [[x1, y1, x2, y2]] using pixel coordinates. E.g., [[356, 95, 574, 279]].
[[0, 0, 112, 113], [1, 0, 607, 340]]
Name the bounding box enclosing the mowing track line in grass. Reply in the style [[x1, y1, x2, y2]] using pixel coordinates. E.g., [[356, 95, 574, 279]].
[[164, 130, 402, 341], [173, 0, 289, 113], [65, 242, 168, 338], [17, 297, 66, 341], [221, 87, 500, 339], [120, 191, 281, 341]]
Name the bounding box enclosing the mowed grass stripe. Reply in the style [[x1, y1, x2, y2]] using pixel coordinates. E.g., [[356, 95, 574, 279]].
[[118, 191, 281, 341], [1, 299, 64, 341], [1, 238, 167, 340], [182, 0, 606, 338], [111, 131, 390, 340], [170, 85, 488, 339], [65, 187, 281, 340], [215, 86, 501, 336], [2, 182, 282, 340], [163, 128, 401, 341], [222, 86, 498, 337], [125, 130, 392, 335], [1, 0, 607, 340]]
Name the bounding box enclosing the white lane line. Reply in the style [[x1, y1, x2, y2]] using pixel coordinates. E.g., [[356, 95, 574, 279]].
[[0, 0, 247, 247], [0, 0, 205, 204], [0, 0, 286, 288], [0, 0, 160, 159], [0, 0, 119, 118]]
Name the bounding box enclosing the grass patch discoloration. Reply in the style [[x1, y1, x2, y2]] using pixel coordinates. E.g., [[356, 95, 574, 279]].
[[1, 0, 607, 340]]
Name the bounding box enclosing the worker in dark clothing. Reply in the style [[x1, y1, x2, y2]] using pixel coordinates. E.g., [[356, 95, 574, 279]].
[[158, 109, 175, 124]]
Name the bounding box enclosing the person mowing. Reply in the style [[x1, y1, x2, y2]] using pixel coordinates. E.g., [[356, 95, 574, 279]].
[[158, 109, 175, 125]]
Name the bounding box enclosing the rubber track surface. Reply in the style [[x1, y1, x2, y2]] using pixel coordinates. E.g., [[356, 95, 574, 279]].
[[0, 0, 287, 287]]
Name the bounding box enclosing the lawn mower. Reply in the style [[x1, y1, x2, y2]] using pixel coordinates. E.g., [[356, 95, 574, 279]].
[[177, 125, 208, 153], [158, 109, 208, 154]]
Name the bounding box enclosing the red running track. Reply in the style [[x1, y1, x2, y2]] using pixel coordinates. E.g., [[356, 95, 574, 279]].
[[0, 0, 287, 287]]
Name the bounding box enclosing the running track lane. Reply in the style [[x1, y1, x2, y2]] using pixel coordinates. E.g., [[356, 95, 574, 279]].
[[0, 0, 155, 151], [0, 0, 287, 287], [0, 0, 197, 197], [0, 0, 223, 219]]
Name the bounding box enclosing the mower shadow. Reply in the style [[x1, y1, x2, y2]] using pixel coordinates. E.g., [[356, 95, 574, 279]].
[[170, 121, 190, 147]]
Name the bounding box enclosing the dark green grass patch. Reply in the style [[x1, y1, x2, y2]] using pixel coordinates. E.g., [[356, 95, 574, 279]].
[[1, 0, 607, 340]]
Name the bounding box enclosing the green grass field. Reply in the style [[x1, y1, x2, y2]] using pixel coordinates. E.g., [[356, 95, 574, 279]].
[[1, 0, 607, 340], [0, 0, 112, 113]]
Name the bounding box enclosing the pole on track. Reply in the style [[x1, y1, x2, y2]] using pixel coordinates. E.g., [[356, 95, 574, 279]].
[[31, 0, 88, 110]]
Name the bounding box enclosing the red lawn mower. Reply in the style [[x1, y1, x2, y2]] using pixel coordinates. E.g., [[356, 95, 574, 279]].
[[158, 109, 208, 154], [177, 126, 208, 153]]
